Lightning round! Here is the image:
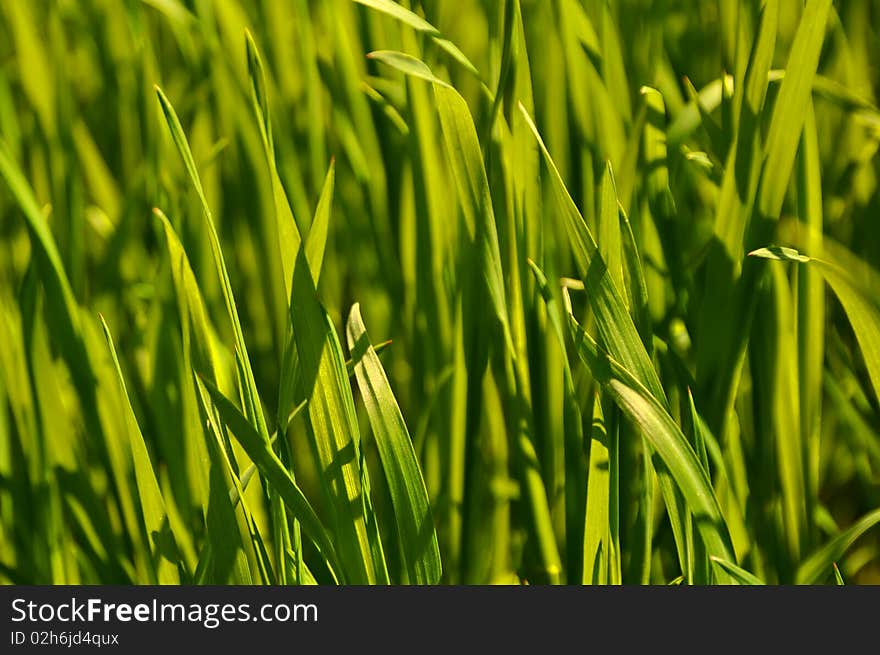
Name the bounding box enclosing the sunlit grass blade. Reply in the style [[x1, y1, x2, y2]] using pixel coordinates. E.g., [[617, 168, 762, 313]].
[[353, 0, 479, 76], [346, 303, 441, 584], [560, 284, 736, 579], [155, 85, 269, 440], [710, 556, 765, 585], [197, 375, 343, 581], [100, 317, 181, 584], [750, 242, 880, 407], [796, 509, 880, 584]]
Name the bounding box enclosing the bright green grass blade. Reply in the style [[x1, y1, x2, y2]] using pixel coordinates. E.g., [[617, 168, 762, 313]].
[[709, 556, 765, 585], [275, 158, 336, 456], [154, 209, 230, 388], [522, 105, 692, 579], [796, 509, 880, 584], [519, 104, 665, 403], [197, 376, 343, 581], [305, 161, 335, 286], [619, 205, 652, 348], [561, 293, 736, 578], [750, 243, 880, 407], [155, 86, 269, 438], [372, 52, 513, 354], [583, 393, 611, 585], [245, 30, 302, 299], [100, 317, 181, 584], [598, 162, 625, 299], [290, 249, 385, 583], [833, 563, 845, 586], [346, 303, 441, 584], [245, 34, 384, 584], [195, 377, 276, 586], [367, 51, 450, 87], [353, 0, 479, 76], [434, 83, 512, 357], [354, 0, 439, 36], [757, 0, 833, 221]]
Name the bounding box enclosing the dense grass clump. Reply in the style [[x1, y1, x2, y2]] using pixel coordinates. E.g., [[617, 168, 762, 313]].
[[1, 0, 879, 585]]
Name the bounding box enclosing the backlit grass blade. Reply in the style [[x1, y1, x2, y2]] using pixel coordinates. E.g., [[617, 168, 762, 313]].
[[519, 104, 665, 403], [562, 291, 736, 579], [245, 34, 385, 585], [197, 376, 343, 581], [305, 161, 335, 286], [710, 556, 765, 585], [155, 85, 269, 440], [100, 317, 181, 584], [370, 51, 513, 354], [583, 393, 611, 585], [346, 303, 441, 584], [245, 30, 301, 298], [796, 509, 880, 584], [353, 0, 479, 76], [757, 0, 833, 221], [750, 242, 880, 407]]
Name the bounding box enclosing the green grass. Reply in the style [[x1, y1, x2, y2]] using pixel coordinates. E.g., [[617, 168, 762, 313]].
[[1, 0, 879, 585]]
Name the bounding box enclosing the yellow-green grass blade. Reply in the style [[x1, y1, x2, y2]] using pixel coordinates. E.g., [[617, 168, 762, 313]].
[[523, 108, 691, 579], [245, 34, 383, 584], [710, 557, 765, 585], [155, 86, 269, 441], [353, 0, 479, 76], [757, 0, 833, 222], [750, 243, 880, 409], [583, 393, 611, 585], [195, 377, 276, 585], [346, 303, 441, 584], [245, 30, 302, 299], [305, 161, 335, 287], [796, 509, 880, 584], [519, 105, 665, 405], [198, 375, 343, 582], [370, 50, 513, 355], [562, 294, 736, 579], [100, 317, 181, 584]]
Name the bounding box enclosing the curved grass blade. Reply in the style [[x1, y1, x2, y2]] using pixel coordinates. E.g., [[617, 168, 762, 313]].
[[560, 286, 736, 579], [519, 104, 665, 403], [346, 303, 441, 584], [750, 243, 880, 407], [155, 85, 269, 440], [354, 0, 479, 76], [244, 35, 384, 584], [100, 317, 181, 584], [796, 509, 880, 584], [197, 375, 343, 581], [371, 51, 513, 355], [710, 556, 765, 585]]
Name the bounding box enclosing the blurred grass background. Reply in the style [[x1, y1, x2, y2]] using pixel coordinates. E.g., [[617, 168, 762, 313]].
[[1, 0, 879, 584]]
